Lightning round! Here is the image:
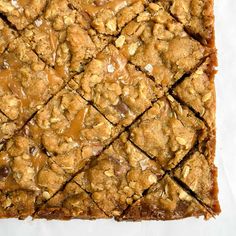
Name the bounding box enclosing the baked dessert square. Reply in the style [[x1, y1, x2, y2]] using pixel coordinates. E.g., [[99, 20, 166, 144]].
[[0, 0, 220, 220], [0, 37, 65, 142]]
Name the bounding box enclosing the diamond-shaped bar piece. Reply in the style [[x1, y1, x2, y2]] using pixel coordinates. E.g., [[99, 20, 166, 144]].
[[24, 85, 120, 175], [0, 18, 17, 55], [173, 56, 216, 128], [35, 181, 108, 220], [73, 44, 160, 127], [0, 133, 68, 207], [0, 38, 64, 142], [159, 0, 215, 46], [21, 0, 113, 73], [0, 0, 47, 30], [0, 189, 36, 219], [74, 133, 164, 217], [129, 95, 207, 170], [173, 151, 220, 214], [71, 0, 147, 35], [119, 175, 211, 220], [117, 2, 211, 91], [0, 134, 69, 218]]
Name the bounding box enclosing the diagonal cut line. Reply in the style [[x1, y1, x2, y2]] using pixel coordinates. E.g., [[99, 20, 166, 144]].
[[34, 99, 165, 217], [125, 93, 207, 170], [0, 13, 18, 31], [162, 5, 208, 47], [20, 28, 114, 75], [73, 170, 168, 220], [128, 124, 203, 177], [128, 137, 155, 161], [72, 77, 159, 128], [168, 143, 198, 174], [33, 129, 126, 216], [163, 1, 215, 48], [73, 181, 110, 218], [1, 0, 218, 220], [117, 172, 168, 220], [168, 56, 217, 130], [83, 98, 118, 127], [170, 176, 215, 217], [127, 61, 158, 84], [169, 91, 210, 129], [123, 101, 158, 133], [0, 0, 50, 33], [0, 109, 13, 123], [169, 56, 210, 91], [0, 0, 165, 140], [0, 24, 116, 142], [0, 78, 71, 144], [110, 41, 213, 100]]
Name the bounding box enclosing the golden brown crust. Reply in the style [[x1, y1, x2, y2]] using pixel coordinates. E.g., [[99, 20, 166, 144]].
[[118, 2, 212, 91], [0, 37, 65, 142], [159, 0, 215, 47], [0, 0, 219, 220], [118, 175, 211, 221], [74, 133, 164, 217], [130, 96, 207, 170], [0, 190, 36, 219], [35, 181, 108, 219], [173, 55, 216, 128], [73, 44, 160, 126], [174, 151, 220, 214]]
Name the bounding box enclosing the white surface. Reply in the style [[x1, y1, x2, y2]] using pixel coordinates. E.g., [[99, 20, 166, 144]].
[[1, 1, 236, 235]]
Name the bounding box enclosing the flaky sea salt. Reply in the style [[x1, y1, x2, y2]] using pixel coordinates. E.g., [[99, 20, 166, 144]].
[[139, 159, 149, 171], [107, 64, 115, 73], [2, 60, 9, 69], [35, 18, 43, 27], [11, 0, 20, 8], [144, 64, 153, 73]]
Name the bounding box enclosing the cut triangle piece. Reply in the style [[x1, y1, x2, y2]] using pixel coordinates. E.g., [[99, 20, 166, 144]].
[[174, 151, 220, 214], [119, 175, 211, 221], [35, 181, 108, 220], [173, 56, 216, 128], [159, 0, 215, 46]]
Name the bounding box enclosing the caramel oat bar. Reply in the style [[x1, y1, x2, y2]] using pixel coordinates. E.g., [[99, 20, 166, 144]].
[[0, 0, 220, 220], [119, 175, 211, 220], [0, 37, 64, 142], [73, 44, 160, 126], [35, 181, 108, 220], [173, 151, 220, 214], [21, 0, 113, 73], [129, 96, 208, 170], [172, 56, 216, 128]]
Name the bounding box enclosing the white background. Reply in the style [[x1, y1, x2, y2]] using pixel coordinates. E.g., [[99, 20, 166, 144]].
[[1, 1, 236, 235]]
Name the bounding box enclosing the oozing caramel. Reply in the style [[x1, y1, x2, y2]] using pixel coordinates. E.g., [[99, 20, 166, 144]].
[[64, 108, 88, 141]]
